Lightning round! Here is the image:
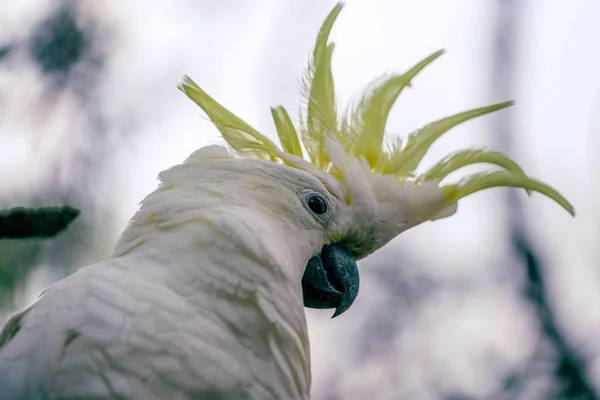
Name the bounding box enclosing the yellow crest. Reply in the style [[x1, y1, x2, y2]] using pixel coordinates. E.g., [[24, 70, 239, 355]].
[[178, 3, 574, 217]]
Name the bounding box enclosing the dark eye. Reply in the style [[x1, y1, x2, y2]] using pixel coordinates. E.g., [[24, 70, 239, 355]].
[[307, 194, 328, 215]]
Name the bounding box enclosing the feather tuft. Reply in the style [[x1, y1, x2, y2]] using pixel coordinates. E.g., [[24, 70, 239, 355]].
[[298, 3, 343, 169], [179, 2, 574, 218], [178, 76, 281, 161], [383, 101, 514, 176], [341, 49, 445, 168], [271, 107, 303, 158], [442, 170, 575, 216]]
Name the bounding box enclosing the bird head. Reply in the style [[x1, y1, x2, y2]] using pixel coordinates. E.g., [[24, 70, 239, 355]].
[[178, 2, 574, 318]]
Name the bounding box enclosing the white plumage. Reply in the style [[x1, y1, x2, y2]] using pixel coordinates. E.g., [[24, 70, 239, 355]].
[[1, 153, 324, 399]]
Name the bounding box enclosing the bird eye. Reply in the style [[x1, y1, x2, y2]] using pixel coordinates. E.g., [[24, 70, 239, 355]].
[[307, 194, 328, 215]]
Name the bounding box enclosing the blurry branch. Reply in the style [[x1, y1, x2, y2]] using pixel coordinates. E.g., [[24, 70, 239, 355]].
[[0, 206, 79, 239], [0, 1, 125, 311], [0, 45, 13, 61], [29, 4, 88, 77], [490, 0, 524, 227], [0, 1, 114, 302], [0, 205, 80, 310], [492, 0, 597, 398], [513, 233, 597, 400]]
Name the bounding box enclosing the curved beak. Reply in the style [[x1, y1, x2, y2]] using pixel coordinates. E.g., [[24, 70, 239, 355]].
[[301, 244, 360, 318]]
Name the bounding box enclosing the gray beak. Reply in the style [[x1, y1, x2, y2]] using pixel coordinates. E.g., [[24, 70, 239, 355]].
[[301, 244, 360, 318]]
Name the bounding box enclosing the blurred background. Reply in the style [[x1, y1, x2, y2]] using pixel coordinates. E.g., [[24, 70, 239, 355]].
[[0, 0, 598, 398]]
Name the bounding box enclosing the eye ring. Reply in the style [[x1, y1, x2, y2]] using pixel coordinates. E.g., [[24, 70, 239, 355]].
[[306, 193, 328, 215]]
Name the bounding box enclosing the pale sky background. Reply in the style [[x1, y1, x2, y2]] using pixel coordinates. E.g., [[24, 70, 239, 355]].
[[0, 0, 599, 398]]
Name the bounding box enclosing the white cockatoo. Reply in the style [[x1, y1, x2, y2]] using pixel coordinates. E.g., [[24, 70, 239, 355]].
[[0, 3, 574, 399]]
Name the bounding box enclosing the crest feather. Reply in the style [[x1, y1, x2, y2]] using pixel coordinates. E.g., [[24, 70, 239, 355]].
[[299, 3, 343, 169], [178, 76, 280, 161], [341, 49, 445, 168], [443, 171, 574, 216], [179, 2, 575, 218], [271, 106, 303, 158], [386, 102, 515, 176]]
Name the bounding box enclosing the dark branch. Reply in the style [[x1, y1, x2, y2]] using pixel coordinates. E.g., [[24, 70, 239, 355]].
[[0, 206, 80, 239], [513, 231, 598, 400]]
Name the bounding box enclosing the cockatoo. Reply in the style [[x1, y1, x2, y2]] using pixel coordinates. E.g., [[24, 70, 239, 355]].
[[0, 3, 573, 399]]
